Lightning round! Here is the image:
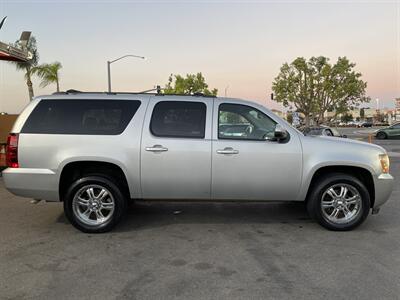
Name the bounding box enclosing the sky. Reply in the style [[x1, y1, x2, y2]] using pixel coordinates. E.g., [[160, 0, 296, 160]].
[[0, 0, 399, 114]]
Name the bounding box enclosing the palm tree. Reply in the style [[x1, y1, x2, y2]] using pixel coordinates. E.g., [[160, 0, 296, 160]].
[[12, 36, 39, 100], [33, 62, 63, 92]]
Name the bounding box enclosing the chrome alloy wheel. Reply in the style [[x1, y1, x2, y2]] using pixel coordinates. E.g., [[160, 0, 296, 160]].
[[72, 184, 115, 226], [321, 183, 362, 224]]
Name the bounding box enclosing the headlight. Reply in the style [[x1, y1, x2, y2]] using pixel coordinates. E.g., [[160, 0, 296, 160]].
[[379, 154, 390, 174]]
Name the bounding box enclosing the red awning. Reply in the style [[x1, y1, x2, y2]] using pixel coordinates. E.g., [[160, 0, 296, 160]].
[[0, 41, 29, 62], [0, 51, 26, 62]]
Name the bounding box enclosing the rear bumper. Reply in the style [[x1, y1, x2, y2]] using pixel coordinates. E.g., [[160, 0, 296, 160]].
[[2, 168, 60, 201], [373, 173, 394, 208]]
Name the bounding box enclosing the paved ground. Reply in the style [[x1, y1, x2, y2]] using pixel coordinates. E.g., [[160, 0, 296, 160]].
[[1, 128, 399, 300]]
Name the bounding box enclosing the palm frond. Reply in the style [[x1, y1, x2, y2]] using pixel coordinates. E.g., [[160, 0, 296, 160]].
[[33, 62, 62, 90]]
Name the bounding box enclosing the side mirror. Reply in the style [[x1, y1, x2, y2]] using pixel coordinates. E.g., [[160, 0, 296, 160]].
[[342, 134, 348, 138], [274, 124, 288, 141]]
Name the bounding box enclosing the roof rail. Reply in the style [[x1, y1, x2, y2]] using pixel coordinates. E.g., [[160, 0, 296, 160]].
[[52, 89, 144, 95], [52, 89, 217, 98]]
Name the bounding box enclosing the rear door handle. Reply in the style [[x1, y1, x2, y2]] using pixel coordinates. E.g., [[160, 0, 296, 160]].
[[145, 145, 168, 152], [216, 147, 239, 155]]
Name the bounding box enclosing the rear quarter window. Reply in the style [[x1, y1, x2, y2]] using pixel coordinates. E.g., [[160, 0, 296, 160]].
[[21, 99, 140, 135]]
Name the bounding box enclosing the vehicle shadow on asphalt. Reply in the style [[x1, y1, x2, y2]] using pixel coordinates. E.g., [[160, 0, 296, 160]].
[[114, 202, 312, 232], [56, 202, 312, 231]]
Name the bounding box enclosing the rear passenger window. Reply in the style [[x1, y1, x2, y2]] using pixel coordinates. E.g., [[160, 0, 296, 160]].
[[21, 99, 140, 135], [150, 101, 206, 138]]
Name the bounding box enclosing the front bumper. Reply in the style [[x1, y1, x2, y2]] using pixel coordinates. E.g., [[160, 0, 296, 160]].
[[2, 168, 60, 201], [373, 173, 394, 208]]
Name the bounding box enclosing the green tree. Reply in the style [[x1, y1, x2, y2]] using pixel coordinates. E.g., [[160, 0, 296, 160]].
[[286, 112, 293, 124], [164, 72, 217, 96], [360, 108, 365, 120], [375, 112, 385, 123], [341, 113, 353, 123], [272, 56, 369, 125], [33, 62, 63, 92], [12, 36, 39, 100]]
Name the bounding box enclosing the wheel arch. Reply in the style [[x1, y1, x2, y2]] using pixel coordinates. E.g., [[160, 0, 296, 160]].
[[376, 130, 388, 138], [58, 160, 131, 201], [304, 165, 375, 208]]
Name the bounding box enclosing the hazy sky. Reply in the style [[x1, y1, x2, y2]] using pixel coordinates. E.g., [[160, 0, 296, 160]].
[[0, 0, 399, 114]]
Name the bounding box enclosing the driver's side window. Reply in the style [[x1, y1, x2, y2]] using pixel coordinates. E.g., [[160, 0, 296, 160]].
[[218, 103, 276, 140]]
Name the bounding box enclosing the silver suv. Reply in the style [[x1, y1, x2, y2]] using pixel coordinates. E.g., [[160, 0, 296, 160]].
[[3, 92, 394, 232]]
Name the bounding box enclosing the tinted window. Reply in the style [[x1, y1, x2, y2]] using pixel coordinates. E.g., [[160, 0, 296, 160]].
[[22, 99, 140, 135], [219, 104, 276, 140], [150, 101, 206, 138]]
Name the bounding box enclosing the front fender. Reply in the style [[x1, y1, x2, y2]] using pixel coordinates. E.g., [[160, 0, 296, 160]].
[[298, 161, 375, 201], [297, 136, 384, 201]]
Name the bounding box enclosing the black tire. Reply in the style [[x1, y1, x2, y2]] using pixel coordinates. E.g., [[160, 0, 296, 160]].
[[63, 176, 127, 233], [376, 131, 387, 140], [307, 173, 370, 231]]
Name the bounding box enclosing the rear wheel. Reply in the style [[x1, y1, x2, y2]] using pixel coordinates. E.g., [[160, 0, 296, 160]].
[[307, 173, 370, 231], [376, 131, 387, 140], [63, 176, 127, 233]]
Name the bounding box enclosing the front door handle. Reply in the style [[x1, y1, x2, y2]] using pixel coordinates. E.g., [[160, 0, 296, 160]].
[[145, 145, 168, 152], [216, 147, 239, 155]]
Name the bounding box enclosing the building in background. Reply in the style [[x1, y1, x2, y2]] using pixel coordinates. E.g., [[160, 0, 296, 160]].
[[362, 108, 374, 120], [0, 114, 18, 167], [0, 113, 18, 144]]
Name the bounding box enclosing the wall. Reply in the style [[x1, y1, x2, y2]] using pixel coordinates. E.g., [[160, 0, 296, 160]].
[[0, 115, 18, 144]]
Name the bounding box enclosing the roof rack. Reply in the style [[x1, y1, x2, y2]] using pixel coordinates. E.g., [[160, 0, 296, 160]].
[[52, 88, 216, 98]]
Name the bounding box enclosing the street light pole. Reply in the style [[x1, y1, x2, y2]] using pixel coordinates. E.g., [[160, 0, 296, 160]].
[[107, 54, 145, 92], [224, 85, 229, 97], [107, 61, 111, 92]]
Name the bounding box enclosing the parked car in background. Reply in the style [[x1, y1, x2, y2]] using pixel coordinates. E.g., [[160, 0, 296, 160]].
[[375, 123, 400, 139], [302, 126, 347, 138], [360, 121, 373, 128], [374, 122, 390, 127], [3, 91, 394, 233]]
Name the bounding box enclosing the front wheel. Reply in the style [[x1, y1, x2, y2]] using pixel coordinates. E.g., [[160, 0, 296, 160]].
[[376, 131, 387, 140], [307, 173, 370, 231], [64, 176, 127, 233]]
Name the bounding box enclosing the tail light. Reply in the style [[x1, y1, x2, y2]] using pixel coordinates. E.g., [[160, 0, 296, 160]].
[[6, 133, 19, 168]]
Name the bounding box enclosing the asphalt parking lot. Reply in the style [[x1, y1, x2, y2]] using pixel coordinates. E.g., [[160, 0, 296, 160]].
[[1, 128, 399, 300]]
